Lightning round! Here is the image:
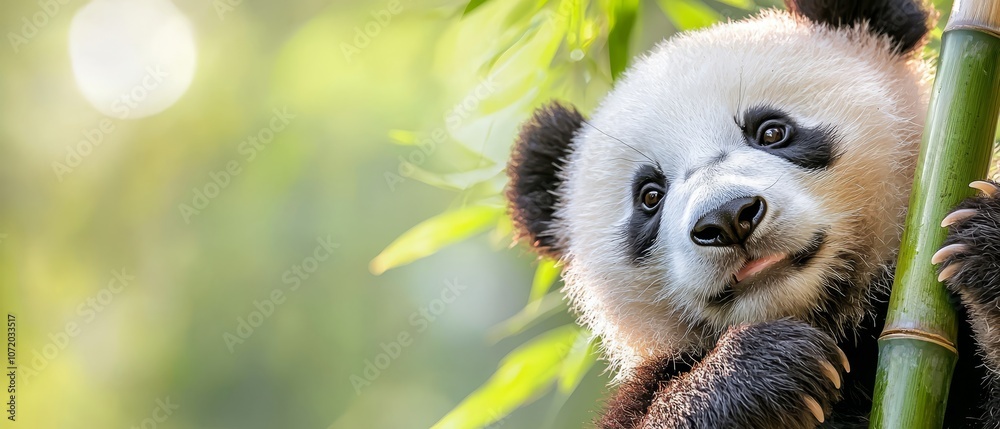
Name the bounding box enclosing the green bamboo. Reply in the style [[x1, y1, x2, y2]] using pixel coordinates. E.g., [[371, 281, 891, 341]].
[[870, 2, 1000, 427]]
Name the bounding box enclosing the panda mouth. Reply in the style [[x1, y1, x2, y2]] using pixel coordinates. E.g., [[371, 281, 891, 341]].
[[708, 231, 826, 306], [734, 253, 787, 282], [733, 231, 826, 284]]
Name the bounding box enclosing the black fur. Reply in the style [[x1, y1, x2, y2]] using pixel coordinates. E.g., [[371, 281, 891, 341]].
[[784, 0, 931, 54], [600, 355, 695, 429], [505, 102, 584, 258], [939, 180, 1000, 428], [741, 105, 838, 171], [626, 165, 668, 261], [600, 320, 847, 429], [600, 290, 990, 428]]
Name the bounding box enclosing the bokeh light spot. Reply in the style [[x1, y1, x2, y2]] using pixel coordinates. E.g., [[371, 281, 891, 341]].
[[69, 0, 197, 120]]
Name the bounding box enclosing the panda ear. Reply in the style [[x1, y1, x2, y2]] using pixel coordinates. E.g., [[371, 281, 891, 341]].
[[785, 0, 931, 54], [505, 102, 584, 259]]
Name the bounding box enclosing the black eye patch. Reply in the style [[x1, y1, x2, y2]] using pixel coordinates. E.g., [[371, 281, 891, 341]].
[[739, 105, 838, 170], [625, 165, 667, 262]]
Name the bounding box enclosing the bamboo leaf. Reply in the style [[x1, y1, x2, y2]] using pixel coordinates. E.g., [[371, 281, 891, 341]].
[[712, 0, 754, 9], [488, 292, 566, 342], [387, 129, 418, 146], [542, 330, 599, 427], [430, 325, 580, 429], [557, 332, 597, 394], [369, 205, 503, 274], [608, 0, 639, 80], [657, 0, 722, 30], [397, 163, 503, 192], [529, 258, 561, 302], [488, 213, 514, 249], [462, 0, 492, 17]]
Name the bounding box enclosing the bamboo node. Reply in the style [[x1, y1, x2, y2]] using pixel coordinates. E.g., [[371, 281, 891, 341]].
[[879, 328, 958, 354], [946, 0, 1000, 36]]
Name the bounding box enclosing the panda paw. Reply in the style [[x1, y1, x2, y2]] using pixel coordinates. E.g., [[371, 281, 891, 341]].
[[934, 180, 1000, 305], [710, 319, 848, 428], [623, 320, 848, 429]]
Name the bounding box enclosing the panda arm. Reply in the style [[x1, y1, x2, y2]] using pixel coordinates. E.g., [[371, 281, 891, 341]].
[[600, 319, 848, 429], [599, 354, 694, 429], [936, 180, 1000, 426]]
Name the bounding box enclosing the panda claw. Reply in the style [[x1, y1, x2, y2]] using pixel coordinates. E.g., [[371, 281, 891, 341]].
[[819, 360, 841, 389], [931, 244, 968, 265], [938, 263, 962, 283], [803, 395, 824, 423], [970, 180, 999, 196], [941, 209, 978, 227], [835, 347, 850, 373]]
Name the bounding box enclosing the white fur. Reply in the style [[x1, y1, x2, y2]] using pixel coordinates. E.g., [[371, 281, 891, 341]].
[[554, 10, 930, 374]]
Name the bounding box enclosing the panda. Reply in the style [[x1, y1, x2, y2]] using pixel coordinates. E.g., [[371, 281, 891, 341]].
[[504, 0, 1000, 427]]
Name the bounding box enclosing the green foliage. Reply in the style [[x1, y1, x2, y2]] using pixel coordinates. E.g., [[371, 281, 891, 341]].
[[430, 325, 586, 429], [489, 292, 567, 342], [370, 204, 503, 275], [715, 0, 755, 8], [529, 258, 562, 302], [657, 0, 722, 30], [608, 0, 640, 79], [463, 0, 494, 16]]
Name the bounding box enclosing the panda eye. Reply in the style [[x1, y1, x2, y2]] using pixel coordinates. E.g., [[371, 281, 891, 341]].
[[756, 120, 791, 147], [640, 184, 663, 210], [741, 106, 833, 170]]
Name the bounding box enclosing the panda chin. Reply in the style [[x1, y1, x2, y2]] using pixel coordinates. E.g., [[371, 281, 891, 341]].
[[707, 230, 827, 307]]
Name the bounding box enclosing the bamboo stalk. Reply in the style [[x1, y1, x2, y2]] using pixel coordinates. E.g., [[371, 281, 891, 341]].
[[869, 1, 1000, 427]]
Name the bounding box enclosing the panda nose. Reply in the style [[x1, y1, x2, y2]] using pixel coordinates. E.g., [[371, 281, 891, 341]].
[[691, 196, 767, 247]]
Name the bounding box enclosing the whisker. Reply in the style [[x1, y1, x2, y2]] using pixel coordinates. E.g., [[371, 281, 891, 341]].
[[762, 172, 785, 192], [733, 65, 746, 129], [582, 119, 662, 171]]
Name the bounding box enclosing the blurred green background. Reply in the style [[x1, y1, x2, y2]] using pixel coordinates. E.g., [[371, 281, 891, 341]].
[[0, 0, 953, 428]]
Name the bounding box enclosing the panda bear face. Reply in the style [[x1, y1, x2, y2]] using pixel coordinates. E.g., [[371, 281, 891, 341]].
[[507, 2, 931, 371]]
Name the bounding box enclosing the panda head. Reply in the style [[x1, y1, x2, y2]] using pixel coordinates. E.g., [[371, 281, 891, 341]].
[[506, 0, 932, 371]]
